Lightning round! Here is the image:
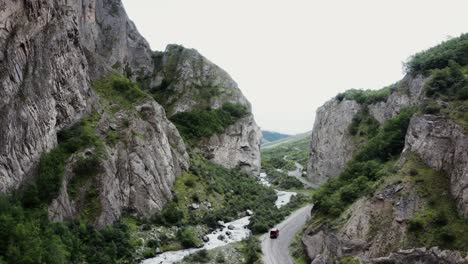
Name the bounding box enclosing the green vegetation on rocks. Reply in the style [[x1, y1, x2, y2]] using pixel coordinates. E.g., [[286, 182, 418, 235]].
[[348, 106, 380, 140], [313, 108, 416, 217], [336, 86, 393, 105], [22, 113, 104, 209], [170, 103, 249, 144], [404, 33, 468, 75], [151, 153, 305, 234], [0, 196, 136, 263], [406, 156, 468, 250], [92, 73, 149, 111]]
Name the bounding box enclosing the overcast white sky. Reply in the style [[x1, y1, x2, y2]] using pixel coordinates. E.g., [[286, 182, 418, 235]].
[[122, 0, 468, 134]]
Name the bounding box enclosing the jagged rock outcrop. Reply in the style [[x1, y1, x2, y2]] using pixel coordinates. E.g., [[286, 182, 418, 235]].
[[307, 99, 361, 185], [302, 177, 425, 262], [200, 115, 261, 173], [150, 45, 251, 116], [149, 45, 262, 174], [403, 115, 468, 217], [368, 75, 425, 124], [68, 0, 153, 78], [307, 76, 425, 185], [49, 101, 189, 227]]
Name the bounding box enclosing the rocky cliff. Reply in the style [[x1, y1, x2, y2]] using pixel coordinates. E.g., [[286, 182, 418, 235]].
[[307, 99, 361, 185], [403, 115, 468, 218], [302, 34, 468, 263], [307, 75, 425, 185], [148, 44, 261, 174], [0, 0, 259, 227]]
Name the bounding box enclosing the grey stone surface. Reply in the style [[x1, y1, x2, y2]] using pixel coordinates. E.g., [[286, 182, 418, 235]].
[[307, 75, 425, 186], [150, 45, 262, 174], [200, 115, 261, 175], [49, 101, 189, 227], [403, 115, 468, 218], [0, 0, 94, 193], [307, 99, 361, 185]]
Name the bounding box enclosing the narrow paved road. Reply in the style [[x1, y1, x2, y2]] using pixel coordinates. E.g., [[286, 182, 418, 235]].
[[287, 162, 315, 188], [261, 205, 313, 264]]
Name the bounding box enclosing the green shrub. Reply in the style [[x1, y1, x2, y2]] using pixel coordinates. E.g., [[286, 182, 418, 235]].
[[336, 86, 393, 105], [406, 156, 468, 250], [68, 155, 102, 198], [22, 113, 103, 208], [0, 196, 135, 263], [92, 73, 148, 109], [178, 227, 202, 248], [241, 236, 261, 264], [215, 253, 225, 263], [161, 202, 184, 225], [422, 101, 442, 114], [348, 106, 380, 138], [424, 61, 467, 99], [404, 33, 468, 75], [170, 103, 249, 144]]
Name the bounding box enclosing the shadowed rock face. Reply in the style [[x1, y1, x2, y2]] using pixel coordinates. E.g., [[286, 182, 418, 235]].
[[0, 0, 94, 192]]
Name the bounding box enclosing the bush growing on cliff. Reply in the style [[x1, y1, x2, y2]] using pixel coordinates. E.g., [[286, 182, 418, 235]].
[[92, 73, 148, 109], [336, 86, 393, 105], [348, 106, 380, 139], [313, 108, 416, 217], [424, 61, 468, 100], [170, 103, 249, 144], [404, 33, 468, 75], [22, 113, 103, 208], [405, 156, 468, 250]]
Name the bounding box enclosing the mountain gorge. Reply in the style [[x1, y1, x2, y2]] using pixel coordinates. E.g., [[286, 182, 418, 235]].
[[1, 1, 468, 264]]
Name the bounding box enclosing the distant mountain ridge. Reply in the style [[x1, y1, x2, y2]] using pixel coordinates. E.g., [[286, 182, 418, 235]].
[[261, 130, 291, 143]]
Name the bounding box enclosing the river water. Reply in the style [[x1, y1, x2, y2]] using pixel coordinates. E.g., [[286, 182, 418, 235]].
[[141, 172, 297, 264]]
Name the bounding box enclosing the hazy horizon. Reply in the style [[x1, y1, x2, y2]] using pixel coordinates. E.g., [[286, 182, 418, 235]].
[[122, 0, 468, 134]]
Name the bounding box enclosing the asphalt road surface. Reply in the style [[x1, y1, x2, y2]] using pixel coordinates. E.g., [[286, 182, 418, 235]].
[[261, 205, 313, 264]]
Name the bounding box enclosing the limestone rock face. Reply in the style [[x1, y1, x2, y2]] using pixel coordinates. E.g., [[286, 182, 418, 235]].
[[0, 0, 189, 227], [150, 45, 262, 174], [368, 75, 425, 124], [151, 45, 251, 115], [403, 115, 468, 217], [0, 0, 93, 192], [200, 115, 262, 174], [68, 0, 153, 77], [49, 101, 189, 227], [307, 75, 425, 185], [307, 99, 361, 185]]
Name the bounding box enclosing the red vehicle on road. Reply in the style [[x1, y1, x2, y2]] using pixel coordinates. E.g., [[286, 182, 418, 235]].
[[269, 228, 279, 239]]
